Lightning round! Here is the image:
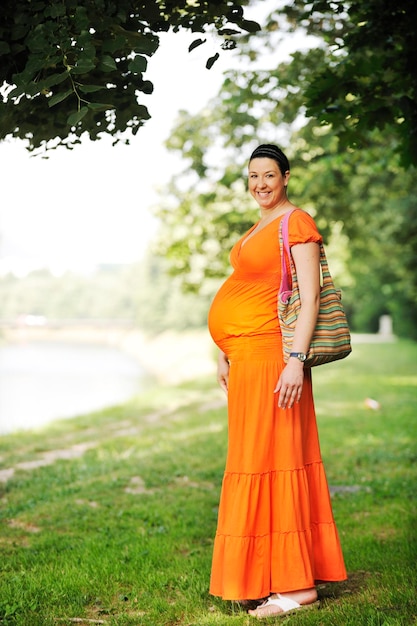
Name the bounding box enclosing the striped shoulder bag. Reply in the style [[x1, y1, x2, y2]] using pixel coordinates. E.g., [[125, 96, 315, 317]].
[[278, 209, 352, 367]]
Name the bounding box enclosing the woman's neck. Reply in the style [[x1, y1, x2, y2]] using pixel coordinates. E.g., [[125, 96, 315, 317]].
[[259, 199, 293, 223]]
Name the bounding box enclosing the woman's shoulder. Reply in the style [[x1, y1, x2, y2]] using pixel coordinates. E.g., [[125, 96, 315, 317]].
[[288, 206, 316, 225], [288, 207, 322, 245]]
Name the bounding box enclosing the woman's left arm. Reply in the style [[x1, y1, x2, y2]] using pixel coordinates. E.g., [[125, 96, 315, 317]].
[[275, 241, 321, 409]]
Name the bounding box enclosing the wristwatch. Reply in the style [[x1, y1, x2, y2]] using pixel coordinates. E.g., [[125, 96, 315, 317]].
[[289, 352, 307, 362]]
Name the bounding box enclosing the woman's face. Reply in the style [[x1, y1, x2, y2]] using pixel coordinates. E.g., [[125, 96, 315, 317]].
[[248, 157, 290, 210]]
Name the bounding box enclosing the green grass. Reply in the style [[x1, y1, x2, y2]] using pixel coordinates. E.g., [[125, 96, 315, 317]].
[[0, 339, 416, 625]]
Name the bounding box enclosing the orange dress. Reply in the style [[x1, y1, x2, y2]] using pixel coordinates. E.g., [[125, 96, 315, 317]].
[[208, 210, 347, 600]]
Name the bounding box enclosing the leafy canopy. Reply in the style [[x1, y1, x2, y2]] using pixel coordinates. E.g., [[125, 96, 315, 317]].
[[0, 0, 259, 151], [281, 0, 417, 167]]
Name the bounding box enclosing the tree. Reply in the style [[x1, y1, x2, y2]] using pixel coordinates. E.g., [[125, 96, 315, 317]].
[[154, 41, 417, 337], [0, 258, 211, 332], [0, 0, 259, 152], [280, 0, 417, 167]]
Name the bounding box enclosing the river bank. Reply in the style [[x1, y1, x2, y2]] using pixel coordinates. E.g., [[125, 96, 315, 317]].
[[0, 327, 217, 435], [1, 325, 217, 385], [118, 328, 217, 384]]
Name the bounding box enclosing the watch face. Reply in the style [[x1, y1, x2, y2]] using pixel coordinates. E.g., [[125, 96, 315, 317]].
[[299, 353, 307, 362]]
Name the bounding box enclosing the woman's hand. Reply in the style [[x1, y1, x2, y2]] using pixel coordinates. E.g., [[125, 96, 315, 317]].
[[274, 359, 304, 409], [217, 351, 230, 395]]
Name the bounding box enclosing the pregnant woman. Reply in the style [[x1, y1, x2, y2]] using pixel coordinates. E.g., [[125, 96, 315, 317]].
[[208, 144, 347, 618]]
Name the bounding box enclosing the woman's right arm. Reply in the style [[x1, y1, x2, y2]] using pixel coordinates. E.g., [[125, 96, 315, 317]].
[[217, 351, 230, 395]]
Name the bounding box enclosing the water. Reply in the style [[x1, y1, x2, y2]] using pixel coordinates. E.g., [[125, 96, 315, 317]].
[[0, 341, 148, 434]]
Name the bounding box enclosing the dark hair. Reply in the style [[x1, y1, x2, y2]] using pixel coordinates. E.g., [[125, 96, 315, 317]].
[[249, 144, 290, 176]]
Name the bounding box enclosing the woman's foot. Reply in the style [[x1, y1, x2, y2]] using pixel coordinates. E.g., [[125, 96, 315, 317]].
[[248, 588, 318, 619]]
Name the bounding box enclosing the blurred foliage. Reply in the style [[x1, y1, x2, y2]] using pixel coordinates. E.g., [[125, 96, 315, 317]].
[[280, 0, 417, 168], [0, 253, 213, 333], [0, 0, 259, 152], [154, 7, 417, 338], [1, 0, 415, 166], [134, 251, 217, 333]]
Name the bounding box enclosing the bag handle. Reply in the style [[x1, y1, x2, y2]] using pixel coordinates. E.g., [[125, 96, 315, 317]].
[[279, 209, 333, 305], [279, 209, 295, 304]]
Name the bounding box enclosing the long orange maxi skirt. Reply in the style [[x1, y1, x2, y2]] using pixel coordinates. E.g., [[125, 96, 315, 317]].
[[208, 211, 347, 601]]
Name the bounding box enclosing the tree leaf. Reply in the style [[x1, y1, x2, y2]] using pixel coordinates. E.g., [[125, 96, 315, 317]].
[[139, 80, 153, 94], [102, 34, 126, 55], [78, 84, 106, 93], [70, 60, 96, 75], [221, 40, 237, 50], [218, 29, 240, 36], [189, 38, 206, 52], [41, 71, 70, 89], [128, 55, 147, 74], [67, 107, 89, 126], [8, 84, 25, 99], [135, 104, 151, 120], [48, 89, 73, 108], [87, 102, 115, 111], [98, 55, 117, 72], [239, 20, 261, 33], [44, 3, 66, 18], [0, 41, 11, 55], [206, 53, 219, 70], [112, 26, 159, 55]]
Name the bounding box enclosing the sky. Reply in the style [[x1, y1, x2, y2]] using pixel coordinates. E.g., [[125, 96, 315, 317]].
[[0, 2, 312, 277], [0, 31, 236, 276]]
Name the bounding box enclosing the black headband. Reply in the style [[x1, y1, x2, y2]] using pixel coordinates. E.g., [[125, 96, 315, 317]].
[[249, 144, 290, 175]]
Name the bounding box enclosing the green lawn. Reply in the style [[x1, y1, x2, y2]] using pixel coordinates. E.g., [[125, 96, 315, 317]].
[[0, 339, 416, 625]]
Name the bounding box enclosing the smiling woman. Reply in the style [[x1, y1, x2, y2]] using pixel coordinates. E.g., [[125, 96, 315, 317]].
[[207, 143, 346, 618]]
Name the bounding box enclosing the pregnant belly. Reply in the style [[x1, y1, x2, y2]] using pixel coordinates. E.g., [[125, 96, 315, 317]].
[[208, 277, 279, 344]]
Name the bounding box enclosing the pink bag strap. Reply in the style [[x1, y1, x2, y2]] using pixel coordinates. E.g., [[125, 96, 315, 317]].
[[279, 209, 296, 302]]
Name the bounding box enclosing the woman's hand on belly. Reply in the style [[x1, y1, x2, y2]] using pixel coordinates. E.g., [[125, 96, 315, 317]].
[[217, 351, 230, 395]]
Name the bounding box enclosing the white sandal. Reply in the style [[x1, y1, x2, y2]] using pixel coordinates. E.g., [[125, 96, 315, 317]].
[[248, 594, 320, 619]]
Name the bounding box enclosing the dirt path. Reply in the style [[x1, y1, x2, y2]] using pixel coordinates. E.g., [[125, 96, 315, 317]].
[[0, 395, 226, 484]]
